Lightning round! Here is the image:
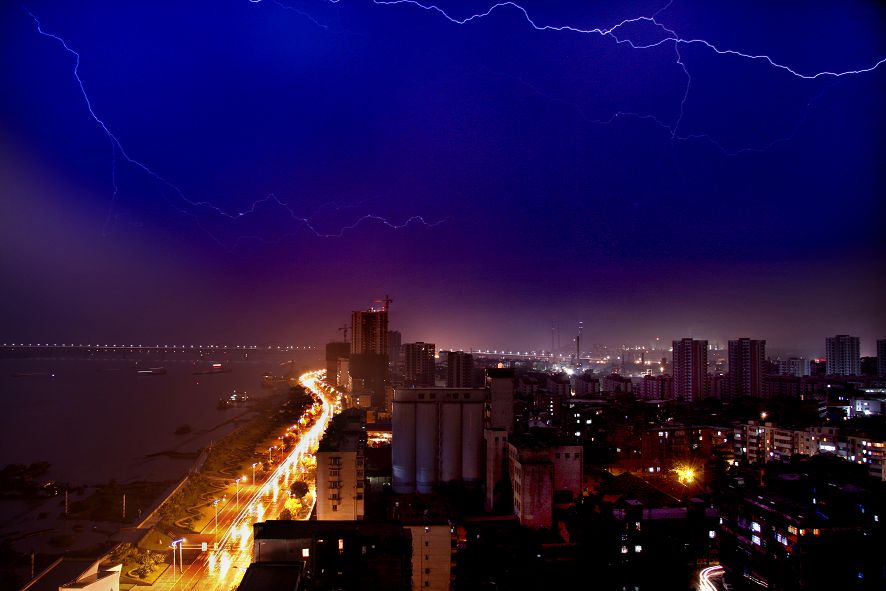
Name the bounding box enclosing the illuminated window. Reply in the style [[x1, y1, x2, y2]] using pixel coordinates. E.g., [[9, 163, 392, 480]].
[[751, 522, 761, 532], [634, 545, 642, 553], [302, 548, 310, 558], [751, 535, 761, 546], [620, 546, 628, 554], [709, 530, 716, 539]]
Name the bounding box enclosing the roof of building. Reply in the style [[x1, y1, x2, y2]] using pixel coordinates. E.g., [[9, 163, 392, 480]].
[[599, 473, 682, 508], [21, 559, 99, 591], [253, 520, 408, 541], [390, 493, 450, 525], [237, 562, 304, 591], [318, 408, 366, 452]]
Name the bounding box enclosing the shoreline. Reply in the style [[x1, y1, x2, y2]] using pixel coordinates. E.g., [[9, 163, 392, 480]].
[[0, 359, 315, 588]]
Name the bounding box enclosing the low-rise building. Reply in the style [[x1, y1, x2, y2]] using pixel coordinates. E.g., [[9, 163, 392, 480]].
[[507, 433, 582, 529], [316, 409, 366, 520]]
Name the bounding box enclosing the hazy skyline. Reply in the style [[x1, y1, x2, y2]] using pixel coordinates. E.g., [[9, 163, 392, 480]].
[[2, 1, 884, 357]]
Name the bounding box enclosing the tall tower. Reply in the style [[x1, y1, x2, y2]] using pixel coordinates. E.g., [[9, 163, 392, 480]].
[[576, 321, 583, 366], [672, 338, 708, 401], [728, 338, 766, 398], [826, 335, 860, 376]]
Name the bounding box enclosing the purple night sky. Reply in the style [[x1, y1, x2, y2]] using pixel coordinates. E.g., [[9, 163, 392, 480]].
[[2, 0, 885, 357]]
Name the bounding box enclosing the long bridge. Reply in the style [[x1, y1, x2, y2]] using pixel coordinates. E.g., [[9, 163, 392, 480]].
[[0, 343, 319, 359]]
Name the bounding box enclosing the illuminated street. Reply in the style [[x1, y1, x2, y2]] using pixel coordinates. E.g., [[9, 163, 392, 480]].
[[152, 370, 336, 591], [698, 565, 724, 591]]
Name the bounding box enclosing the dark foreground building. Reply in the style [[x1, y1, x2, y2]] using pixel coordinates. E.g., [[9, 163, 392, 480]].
[[241, 520, 411, 591], [718, 455, 885, 590]]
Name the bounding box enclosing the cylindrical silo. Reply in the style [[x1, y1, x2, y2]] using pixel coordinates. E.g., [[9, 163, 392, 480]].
[[440, 401, 463, 483], [415, 401, 438, 493], [461, 400, 484, 483], [392, 396, 416, 493]]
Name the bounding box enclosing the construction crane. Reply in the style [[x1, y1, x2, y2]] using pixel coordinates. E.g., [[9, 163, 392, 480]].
[[370, 294, 393, 312], [338, 324, 349, 342]]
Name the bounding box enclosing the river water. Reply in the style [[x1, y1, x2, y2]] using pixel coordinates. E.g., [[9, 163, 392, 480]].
[[0, 351, 319, 485]]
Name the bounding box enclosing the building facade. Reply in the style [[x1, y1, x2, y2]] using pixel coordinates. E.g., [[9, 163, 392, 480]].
[[392, 388, 487, 493], [446, 351, 474, 388], [826, 334, 860, 376], [350, 308, 390, 408], [316, 410, 366, 520], [404, 342, 436, 387], [672, 338, 708, 401], [728, 338, 766, 398]]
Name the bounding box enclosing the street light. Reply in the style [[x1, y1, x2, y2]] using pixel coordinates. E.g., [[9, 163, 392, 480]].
[[674, 465, 695, 485], [252, 462, 258, 485], [235, 476, 246, 507], [213, 499, 221, 534], [170, 538, 184, 576]]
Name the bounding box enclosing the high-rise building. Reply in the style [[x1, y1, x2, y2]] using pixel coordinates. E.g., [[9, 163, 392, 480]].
[[352, 309, 388, 356], [387, 330, 402, 372], [392, 388, 486, 494], [404, 342, 436, 387], [485, 368, 515, 432], [825, 335, 860, 376], [778, 357, 811, 377], [672, 338, 708, 401], [325, 341, 350, 387], [350, 308, 389, 408], [446, 351, 474, 388], [878, 339, 886, 379], [728, 338, 766, 398]]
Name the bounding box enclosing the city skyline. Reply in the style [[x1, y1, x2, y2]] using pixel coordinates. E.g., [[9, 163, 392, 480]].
[[2, 2, 885, 588]]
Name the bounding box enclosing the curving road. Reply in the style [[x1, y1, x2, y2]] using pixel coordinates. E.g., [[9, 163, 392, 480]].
[[698, 565, 724, 591], [150, 370, 336, 591]]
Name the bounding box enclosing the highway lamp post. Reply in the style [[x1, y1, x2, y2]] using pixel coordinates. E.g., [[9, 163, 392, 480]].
[[252, 462, 258, 485], [170, 538, 184, 577], [235, 476, 245, 508], [213, 499, 221, 534]]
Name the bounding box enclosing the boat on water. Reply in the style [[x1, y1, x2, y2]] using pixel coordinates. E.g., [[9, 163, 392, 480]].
[[218, 389, 249, 409], [136, 367, 167, 375], [194, 362, 232, 375]]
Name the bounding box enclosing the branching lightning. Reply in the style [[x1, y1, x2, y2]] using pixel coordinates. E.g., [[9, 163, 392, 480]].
[[363, 0, 885, 79], [24, 0, 886, 244], [294, 0, 885, 153], [24, 7, 446, 248]]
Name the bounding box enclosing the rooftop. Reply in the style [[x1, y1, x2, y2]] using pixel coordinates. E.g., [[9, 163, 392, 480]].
[[237, 562, 304, 591]]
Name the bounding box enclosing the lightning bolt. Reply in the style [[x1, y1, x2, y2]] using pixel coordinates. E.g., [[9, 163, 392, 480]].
[[277, 0, 884, 154], [362, 0, 885, 79], [23, 7, 446, 248]]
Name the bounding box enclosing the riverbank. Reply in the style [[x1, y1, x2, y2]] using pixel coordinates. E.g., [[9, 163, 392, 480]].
[[0, 358, 316, 590]]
